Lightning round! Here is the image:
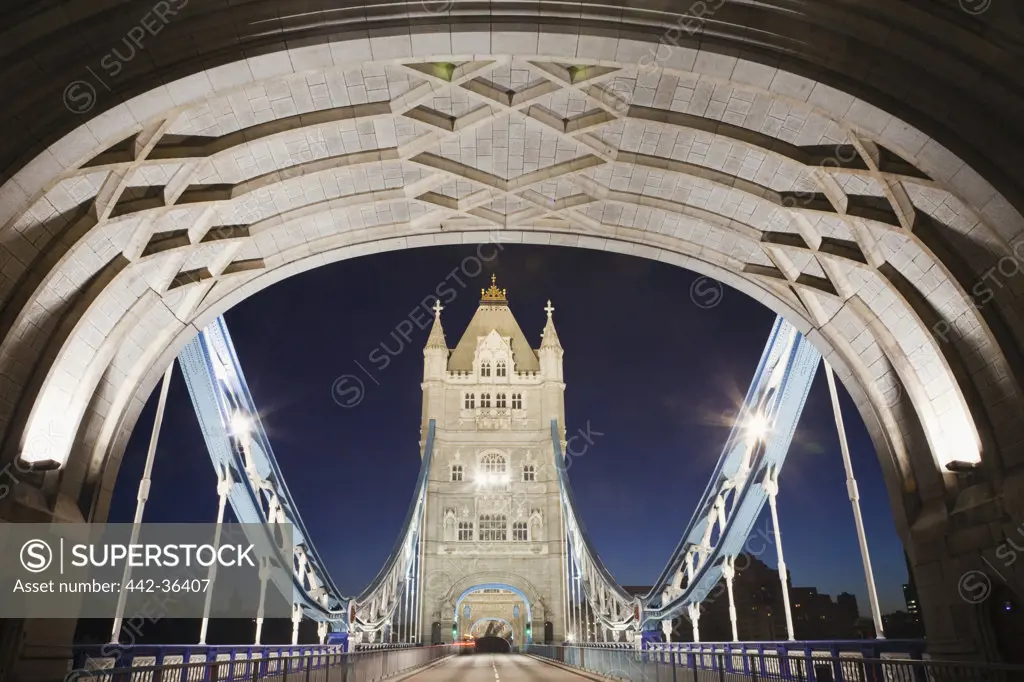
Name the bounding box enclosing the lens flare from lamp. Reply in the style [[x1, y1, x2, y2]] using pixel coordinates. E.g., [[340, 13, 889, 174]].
[[744, 412, 770, 442], [231, 411, 252, 435]]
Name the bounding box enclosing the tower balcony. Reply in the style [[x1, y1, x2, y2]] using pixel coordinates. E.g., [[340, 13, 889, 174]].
[[454, 408, 537, 430], [475, 407, 512, 429]]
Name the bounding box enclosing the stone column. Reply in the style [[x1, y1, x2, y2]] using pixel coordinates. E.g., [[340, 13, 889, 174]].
[[0, 480, 85, 682]]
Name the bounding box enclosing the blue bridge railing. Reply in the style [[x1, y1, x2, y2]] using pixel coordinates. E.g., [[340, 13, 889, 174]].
[[530, 641, 1024, 681], [71, 644, 345, 671], [68, 644, 454, 682], [645, 639, 926, 660]]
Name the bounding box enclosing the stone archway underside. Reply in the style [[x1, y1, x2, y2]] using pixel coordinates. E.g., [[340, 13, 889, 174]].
[[1, 23, 1024, 657]]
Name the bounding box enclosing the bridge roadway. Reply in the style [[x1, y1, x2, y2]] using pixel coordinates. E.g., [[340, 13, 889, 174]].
[[405, 654, 594, 681]]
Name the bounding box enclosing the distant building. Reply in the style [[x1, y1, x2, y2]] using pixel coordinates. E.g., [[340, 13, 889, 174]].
[[836, 592, 860, 635], [854, 617, 877, 639], [903, 583, 920, 616], [903, 552, 922, 627], [882, 610, 925, 639], [789, 588, 859, 639], [790, 587, 859, 639]]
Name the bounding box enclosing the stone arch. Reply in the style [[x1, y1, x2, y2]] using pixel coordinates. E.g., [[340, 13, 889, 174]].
[[0, 26, 1021, 658], [444, 572, 547, 623], [456, 584, 532, 626]]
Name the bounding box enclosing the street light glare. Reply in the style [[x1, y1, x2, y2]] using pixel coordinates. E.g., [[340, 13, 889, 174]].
[[744, 412, 770, 442], [231, 411, 253, 435]]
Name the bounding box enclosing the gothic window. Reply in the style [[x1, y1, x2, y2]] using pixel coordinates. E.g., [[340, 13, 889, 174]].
[[481, 362, 491, 377], [464, 393, 475, 409], [496, 361, 507, 377], [451, 465, 464, 482], [458, 521, 474, 541], [479, 514, 507, 541], [512, 521, 528, 541], [481, 453, 507, 474], [481, 393, 491, 408], [522, 465, 535, 482], [481, 450, 509, 473], [511, 393, 522, 409], [496, 393, 507, 408]]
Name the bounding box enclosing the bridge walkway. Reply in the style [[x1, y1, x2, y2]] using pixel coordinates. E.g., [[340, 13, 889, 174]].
[[405, 653, 601, 681]]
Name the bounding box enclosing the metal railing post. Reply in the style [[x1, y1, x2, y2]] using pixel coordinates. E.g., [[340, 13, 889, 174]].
[[805, 645, 816, 682], [829, 644, 842, 682], [777, 646, 790, 681]]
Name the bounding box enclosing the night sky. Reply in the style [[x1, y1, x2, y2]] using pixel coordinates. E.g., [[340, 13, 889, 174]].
[[108, 244, 911, 618]]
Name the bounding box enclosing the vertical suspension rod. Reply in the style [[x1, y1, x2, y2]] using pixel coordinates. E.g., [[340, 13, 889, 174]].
[[110, 362, 174, 644], [824, 361, 885, 638]]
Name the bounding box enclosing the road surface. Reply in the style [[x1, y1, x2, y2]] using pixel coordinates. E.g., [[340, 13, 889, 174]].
[[405, 654, 594, 681]]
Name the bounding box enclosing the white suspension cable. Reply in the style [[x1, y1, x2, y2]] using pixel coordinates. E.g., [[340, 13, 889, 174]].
[[824, 361, 886, 639], [110, 361, 174, 644]]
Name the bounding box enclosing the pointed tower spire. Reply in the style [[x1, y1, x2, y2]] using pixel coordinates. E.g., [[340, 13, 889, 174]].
[[541, 299, 561, 349], [538, 298, 565, 436], [425, 299, 448, 350]]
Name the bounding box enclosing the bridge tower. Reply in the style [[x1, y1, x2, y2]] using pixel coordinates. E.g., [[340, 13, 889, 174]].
[[418, 276, 568, 644]]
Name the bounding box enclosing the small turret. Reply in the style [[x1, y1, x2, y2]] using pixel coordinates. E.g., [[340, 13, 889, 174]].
[[539, 300, 563, 381], [423, 300, 449, 381], [538, 299, 566, 436]]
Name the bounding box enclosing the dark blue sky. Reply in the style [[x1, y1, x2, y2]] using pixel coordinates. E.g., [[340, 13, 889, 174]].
[[109, 244, 910, 616]]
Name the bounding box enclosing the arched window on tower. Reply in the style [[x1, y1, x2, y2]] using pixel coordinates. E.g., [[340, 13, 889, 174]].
[[522, 465, 535, 482], [511, 393, 523, 409], [479, 514, 508, 541], [480, 362, 491, 377], [451, 465, 464, 482], [464, 393, 475, 409], [458, 520, 474, 541], [481, 393, 491, 408], [496, 361, 507, 377], [496, 393, 507, 408], [512, 521, 528, 542], [480, 453, 506, 474]]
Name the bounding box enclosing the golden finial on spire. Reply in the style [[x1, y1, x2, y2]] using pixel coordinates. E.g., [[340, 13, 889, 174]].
[[480, 274, 508, 304]]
